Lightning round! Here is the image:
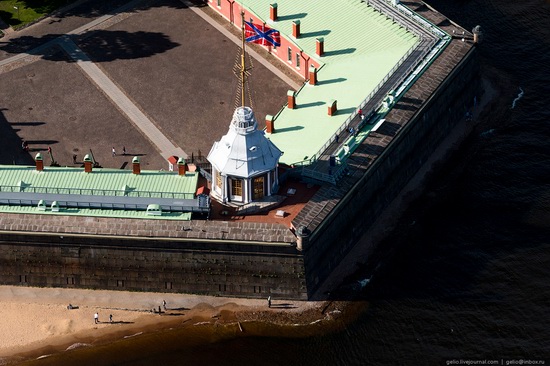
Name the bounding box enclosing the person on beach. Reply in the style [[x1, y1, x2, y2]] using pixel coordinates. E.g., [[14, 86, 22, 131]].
[[109, 314, 113, 323], [94, 312, 99, 324], [162, 300, 167, 311], [112, 147, 116, 157], [122, 146, 126, 155], [267, 296, 272, 308]]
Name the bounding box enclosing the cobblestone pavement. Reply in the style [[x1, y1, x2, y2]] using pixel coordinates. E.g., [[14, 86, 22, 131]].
[[0, 0, 294, 169]]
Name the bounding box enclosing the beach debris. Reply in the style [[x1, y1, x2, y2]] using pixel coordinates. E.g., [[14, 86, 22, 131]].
[[193, 321, 211, 326], [238, 322, 243, 332], [511, 87, 524, 109], [66, 343, 91, 351], [123, 332, 143, 339]]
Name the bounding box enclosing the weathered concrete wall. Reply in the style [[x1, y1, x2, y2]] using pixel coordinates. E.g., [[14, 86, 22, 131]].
[[0, 232, 307, 300], [301, 47, 481, 297]]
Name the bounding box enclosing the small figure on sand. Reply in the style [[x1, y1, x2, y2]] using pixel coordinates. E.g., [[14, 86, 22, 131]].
[[162, 300, 167, 311], [94, 312, 99, 324], [109, 314, 113, 323], [267, 296, 272, 308], [122, 146, 126, 155], [112, 147, 116, 157]]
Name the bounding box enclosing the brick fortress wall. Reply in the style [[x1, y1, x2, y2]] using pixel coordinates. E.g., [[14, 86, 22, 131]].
[[0, 228, 307, 300], [298, 46, 481, 297]]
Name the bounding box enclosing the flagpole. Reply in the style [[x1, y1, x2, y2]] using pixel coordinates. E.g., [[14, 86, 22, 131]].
[[241, 11, 246, 107]]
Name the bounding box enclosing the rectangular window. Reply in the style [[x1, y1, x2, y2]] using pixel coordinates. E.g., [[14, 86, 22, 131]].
[[287, 47, 292, 63], [117, 280, 124, 287], [217, 0, 221, 7], [296, 53, 301, 69], [216, 170, 222, 189], [231, 179, 242, 196], [165, 281, 172, 290], [253, 176, 265, 200], [67, 276, 75, 285], [20, 275, 27, 283]]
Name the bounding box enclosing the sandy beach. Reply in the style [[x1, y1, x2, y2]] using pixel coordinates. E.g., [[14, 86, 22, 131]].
[[0, 286, 340, 364]]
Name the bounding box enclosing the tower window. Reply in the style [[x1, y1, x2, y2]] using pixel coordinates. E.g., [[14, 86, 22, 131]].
[[216, 170, 222, 189], [231, 179, 242, 196], [287, 47, 292, 62]]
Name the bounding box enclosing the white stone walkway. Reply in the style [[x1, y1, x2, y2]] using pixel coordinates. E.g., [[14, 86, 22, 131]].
[[58, 35, 187, 159]]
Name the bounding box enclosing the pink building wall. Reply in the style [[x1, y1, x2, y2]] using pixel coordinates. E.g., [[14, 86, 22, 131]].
[[207, 0, 321, 81]]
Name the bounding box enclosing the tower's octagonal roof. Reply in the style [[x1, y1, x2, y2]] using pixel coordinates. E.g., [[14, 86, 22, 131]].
[[208, 107, 282, 178]]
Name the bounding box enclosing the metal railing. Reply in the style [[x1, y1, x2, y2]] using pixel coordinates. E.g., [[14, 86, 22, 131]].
[[0, 185, 196, 200], [301, 41, 420, 169]]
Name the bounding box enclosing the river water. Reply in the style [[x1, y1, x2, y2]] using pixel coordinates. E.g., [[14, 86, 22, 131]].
[[18, 0, 550, 364]]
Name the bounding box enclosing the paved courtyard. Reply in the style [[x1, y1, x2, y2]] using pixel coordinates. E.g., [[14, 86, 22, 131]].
[[0, 0, 295, 170]]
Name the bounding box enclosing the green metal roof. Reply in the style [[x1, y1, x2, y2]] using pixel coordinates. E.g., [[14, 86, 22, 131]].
[[0, 165, 198, 196], [0, 165, 199, 220], [241, 0, 418, 165]]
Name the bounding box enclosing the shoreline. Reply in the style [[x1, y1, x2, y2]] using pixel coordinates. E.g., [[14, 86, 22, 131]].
[[0, 285, 356, 365]]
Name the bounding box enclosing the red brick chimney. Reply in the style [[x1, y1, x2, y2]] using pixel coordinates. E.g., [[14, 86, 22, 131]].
[[309, 65, 317, 85], [177, 157, 187, 176], [265, 114, 275, 133], [132, 156, 141, 175], [270, 3, 278, 22], [328, 99, 337, 116], [292, 20, 300, 38], [287, 90, 296, 109], [35, 153, 44, 171], [316, 37, 324, 57], [83, 154, 93, 173]]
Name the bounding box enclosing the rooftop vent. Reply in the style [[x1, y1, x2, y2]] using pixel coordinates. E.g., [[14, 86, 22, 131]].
[[132, 156, 141, 175], [177, 157, 187, 176], [292, 20, 300, 38], [37, 200, 46, 211], [316, 37, 324, 57], [270, 3, 278, 22], [51, 201, 60, 212], [35, 153, 44, 172], [83, 154, 93, 173], [146, 204, 162, 216]]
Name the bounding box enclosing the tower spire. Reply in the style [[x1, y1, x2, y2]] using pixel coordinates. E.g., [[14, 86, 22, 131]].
[[241, 11, 246, 107]]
